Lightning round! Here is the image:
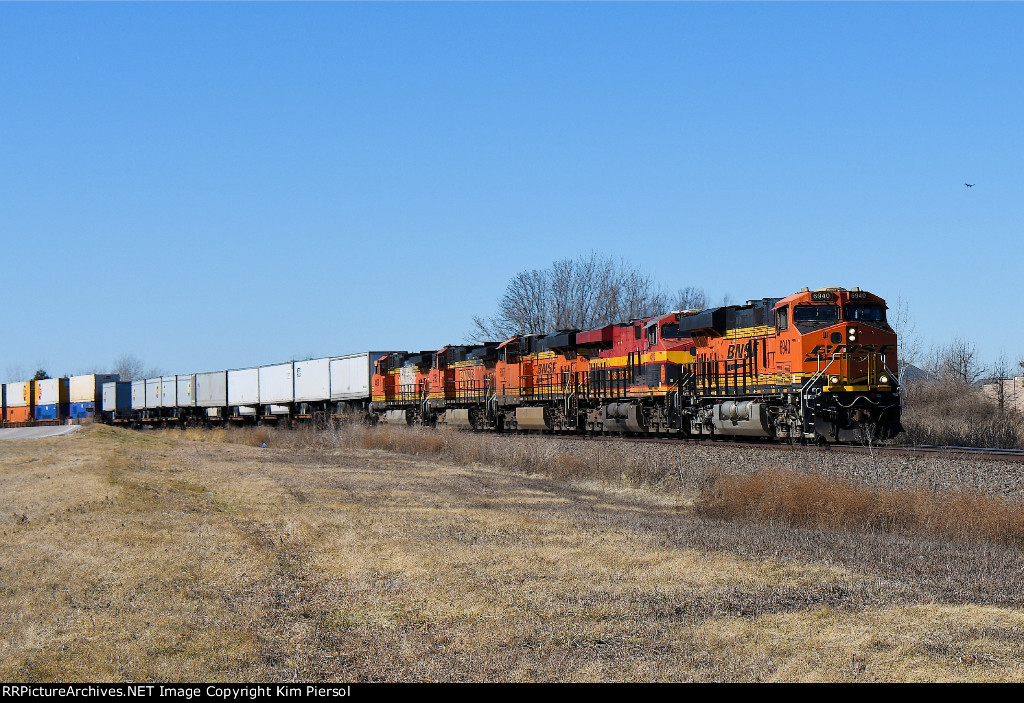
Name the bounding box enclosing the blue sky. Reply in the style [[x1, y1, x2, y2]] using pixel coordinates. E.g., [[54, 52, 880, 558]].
[[1, 2, 1020, 379]]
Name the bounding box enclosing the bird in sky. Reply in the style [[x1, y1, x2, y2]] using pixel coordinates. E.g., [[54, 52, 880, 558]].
[[965, 182, 975, 187]]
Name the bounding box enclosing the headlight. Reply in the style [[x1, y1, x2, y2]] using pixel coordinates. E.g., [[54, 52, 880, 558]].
[[829, 375, 840, 385], [879, 375, 889, 385], [847, 327, 857, 341]]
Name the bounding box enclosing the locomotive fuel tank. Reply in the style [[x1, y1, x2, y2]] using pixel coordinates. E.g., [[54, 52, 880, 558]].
[[711, 400, 771, 437]]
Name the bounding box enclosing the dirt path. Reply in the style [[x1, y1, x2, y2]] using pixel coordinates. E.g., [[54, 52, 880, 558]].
[[0, 425, 82, 440]]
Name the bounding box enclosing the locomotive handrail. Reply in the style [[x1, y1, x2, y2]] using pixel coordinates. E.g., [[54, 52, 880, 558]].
[[804, 352, 842, 393], [804, 350, 891, 393]]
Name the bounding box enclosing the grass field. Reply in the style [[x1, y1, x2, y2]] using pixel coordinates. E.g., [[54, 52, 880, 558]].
[[2, 424, 1023, 681]]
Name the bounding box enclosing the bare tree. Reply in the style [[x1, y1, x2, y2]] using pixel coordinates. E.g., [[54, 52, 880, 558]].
[[945, 338, 987, 386], [548, 254, 611, 330], [990, 353, 1011, 415], [472, 253, 671, 341], [113, 353, 145, 382], [890, 295, 922, 383], [613, 265, 669, 323], [676, 285, 709, 311], [4, 364, 26, 384], [112, 353, 162, 382], [924, 338, 987, 386]]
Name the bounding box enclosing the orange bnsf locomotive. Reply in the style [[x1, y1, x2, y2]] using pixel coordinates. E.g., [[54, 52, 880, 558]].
[[370, 287, 902, 443]]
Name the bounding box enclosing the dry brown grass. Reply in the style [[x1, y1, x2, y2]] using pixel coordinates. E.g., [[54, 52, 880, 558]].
[[327, 423, 693, 489], [169, 424, 1024, 546], [902, 379, 1024, 449], [695, 468, 1024, 546], [3, 424, 1024, 681]]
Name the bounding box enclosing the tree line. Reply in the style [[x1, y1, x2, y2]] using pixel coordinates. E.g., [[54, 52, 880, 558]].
[[4, 354, 162, 385], [471, 252, 709, 341]]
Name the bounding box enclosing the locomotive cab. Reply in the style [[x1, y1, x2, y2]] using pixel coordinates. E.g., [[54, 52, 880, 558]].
[[684, 287, 902, 443], [773, 287, 901, 442]]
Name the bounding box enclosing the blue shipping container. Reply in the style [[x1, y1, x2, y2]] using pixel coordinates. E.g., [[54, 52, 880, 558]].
[[35, 404, 62, 420], [69, 402, 96, 419]]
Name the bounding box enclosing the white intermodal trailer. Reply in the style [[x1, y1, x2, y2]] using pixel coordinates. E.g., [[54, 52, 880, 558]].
[[294, 357, 332, 416], [330, 352, 390, 414], [196, 371, 227, 418], [227, 367, 259, 417], [259, 362, 294, 416]]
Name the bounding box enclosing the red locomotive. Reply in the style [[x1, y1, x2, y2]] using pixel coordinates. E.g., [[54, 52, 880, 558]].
[[370, 286, 901, 443]]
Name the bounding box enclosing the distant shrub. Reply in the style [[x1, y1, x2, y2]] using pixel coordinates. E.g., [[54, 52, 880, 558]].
[[901, 379, 1023, 449], [695, 468, 1024, 546]]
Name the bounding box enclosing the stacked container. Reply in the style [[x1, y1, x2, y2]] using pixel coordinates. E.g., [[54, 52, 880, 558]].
[[4, 381, 33, 423], [69, 374, 120, 419], [35, 378, 70, 421]]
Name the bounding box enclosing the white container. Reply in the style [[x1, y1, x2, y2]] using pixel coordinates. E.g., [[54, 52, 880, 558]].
[[294, 358, 331, 403], [145, 378, 161, 409], [5, 382, 29, 408], [69, 374, 120, 404], [176, 374, 196, 408], [227, 367, 259, 407], [102, 382, 116, 412], [37, 378, 61, 405], [160, 376, 177, 408], [330, 352, 385, 401], [131, 380, 147, 410], [102, 381, 131, 413], [258, 362, 294, 405], [196, 371, 227, 408]]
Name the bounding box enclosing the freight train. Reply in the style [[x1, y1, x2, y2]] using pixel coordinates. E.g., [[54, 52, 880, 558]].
[[370, 286, 902, 443], [0, 287, 902, 443], [0, 353, 387, 430]]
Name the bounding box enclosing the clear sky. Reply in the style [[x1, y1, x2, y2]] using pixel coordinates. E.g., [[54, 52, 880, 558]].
[[1, 2, 1020, 380]]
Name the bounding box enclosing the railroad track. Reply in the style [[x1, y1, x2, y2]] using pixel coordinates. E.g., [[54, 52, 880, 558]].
[[552, 433, 1024, 463]]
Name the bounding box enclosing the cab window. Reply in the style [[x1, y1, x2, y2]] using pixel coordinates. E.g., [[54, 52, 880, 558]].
[[647, 326, 658, 346], [793, 304, 839, 323], [845, 304, 885, 322], [776, 306, 789, 331], [661, 323, 682, 339]]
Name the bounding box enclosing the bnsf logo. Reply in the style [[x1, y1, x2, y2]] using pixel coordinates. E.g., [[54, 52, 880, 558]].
[[726, 342, 754, 360], [537, 361, 558, 375], [804, 343, 892, 361]]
